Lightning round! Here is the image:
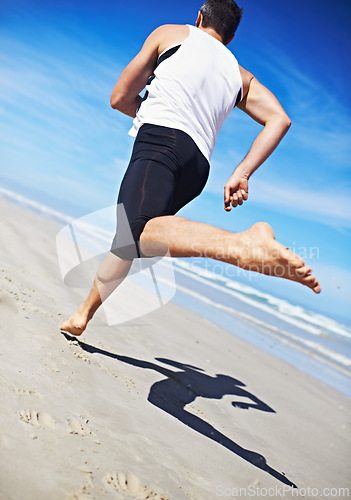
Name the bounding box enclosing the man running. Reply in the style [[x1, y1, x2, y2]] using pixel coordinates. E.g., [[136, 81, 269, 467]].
[[60, 0, 321, 336]]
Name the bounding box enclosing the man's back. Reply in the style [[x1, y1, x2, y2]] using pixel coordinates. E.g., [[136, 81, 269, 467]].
[[129, 24, 242, 161]]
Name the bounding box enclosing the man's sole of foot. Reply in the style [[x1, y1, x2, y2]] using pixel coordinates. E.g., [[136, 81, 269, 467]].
[[59, 322, 85, 337]]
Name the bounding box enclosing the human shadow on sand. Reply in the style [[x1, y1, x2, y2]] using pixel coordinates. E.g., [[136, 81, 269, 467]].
[[63, 334, 296, 488]]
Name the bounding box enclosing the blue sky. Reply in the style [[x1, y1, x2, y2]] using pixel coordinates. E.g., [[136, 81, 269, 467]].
[[1, 0, 350, 323]]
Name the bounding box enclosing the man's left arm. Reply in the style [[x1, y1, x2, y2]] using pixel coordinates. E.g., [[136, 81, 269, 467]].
[[224, 68, 291, 211]]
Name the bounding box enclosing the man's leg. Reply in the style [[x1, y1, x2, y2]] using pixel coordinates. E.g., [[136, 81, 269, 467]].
[[60, 214, 320, 336], [60, 253, 132, 335], [139, 216, 321, 292], [60, 125, 320, 336], [60, 125, 191, 336]]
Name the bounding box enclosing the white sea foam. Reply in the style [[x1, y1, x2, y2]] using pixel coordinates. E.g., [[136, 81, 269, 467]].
[[0, 186, 114, 245], [155, 273, 351, 371], [171, 259, 351, 340], [0, 186, 74, 225]]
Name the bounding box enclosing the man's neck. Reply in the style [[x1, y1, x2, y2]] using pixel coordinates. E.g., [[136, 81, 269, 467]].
[[197, 26, 224, 44]]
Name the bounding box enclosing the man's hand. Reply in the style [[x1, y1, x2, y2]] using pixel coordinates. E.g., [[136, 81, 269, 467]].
[[224, 172, 249, 211]]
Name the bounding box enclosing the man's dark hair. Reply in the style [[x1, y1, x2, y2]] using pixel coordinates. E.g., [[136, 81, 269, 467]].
[[200, 0, 243, 44]]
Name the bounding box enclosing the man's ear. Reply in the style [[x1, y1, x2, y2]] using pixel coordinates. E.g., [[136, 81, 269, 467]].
[[195, 11, 203, 27]]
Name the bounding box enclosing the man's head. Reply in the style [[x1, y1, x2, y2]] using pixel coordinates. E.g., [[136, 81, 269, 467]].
[[197, 0, 243, 45]]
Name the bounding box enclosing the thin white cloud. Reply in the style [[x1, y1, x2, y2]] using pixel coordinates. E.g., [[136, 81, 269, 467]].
[[206, 157, 351, 229], [238, 40, 351, 170], [0, 30, 132, 198], [250, 178, 351, 229]]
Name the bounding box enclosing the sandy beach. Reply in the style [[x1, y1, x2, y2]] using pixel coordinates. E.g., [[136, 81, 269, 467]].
[[0, 195, 350, 500]]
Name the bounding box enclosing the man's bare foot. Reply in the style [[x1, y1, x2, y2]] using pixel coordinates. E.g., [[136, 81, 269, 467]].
[[236, 222, 321, 293], [60, 307, 91, 337]]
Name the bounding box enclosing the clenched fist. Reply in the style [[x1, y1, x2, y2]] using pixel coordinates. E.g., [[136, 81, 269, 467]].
[[224, 173, 249, 211]]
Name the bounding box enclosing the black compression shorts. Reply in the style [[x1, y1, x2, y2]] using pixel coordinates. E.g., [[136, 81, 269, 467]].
[[110, 124, 210, 260]]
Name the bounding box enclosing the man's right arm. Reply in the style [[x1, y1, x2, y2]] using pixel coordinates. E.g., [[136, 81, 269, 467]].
[[110, 27, 163, 117], [224, 67, 291, 211], [110, 24, 189, 118]]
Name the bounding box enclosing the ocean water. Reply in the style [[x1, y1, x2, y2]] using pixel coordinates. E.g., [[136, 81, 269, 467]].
[[169, 259, 351, 397], [1, 185, 350, 397]]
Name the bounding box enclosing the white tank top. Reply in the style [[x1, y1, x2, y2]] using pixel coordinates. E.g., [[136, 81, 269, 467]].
[[129, 24, 243, 162]]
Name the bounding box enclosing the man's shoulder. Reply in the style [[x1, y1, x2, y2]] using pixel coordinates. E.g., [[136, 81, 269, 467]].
[[151, 24, 190, 55], [154, 24, 189, 34]]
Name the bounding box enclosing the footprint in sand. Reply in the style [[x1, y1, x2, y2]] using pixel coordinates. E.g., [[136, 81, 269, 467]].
[[103, 472, 168, 499], [17, 410, 56, 429], [68, 418, 93, 437], [17, 411, 95, 437]]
